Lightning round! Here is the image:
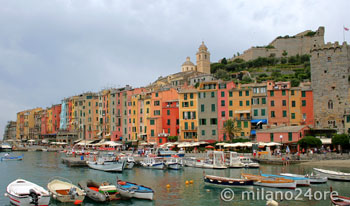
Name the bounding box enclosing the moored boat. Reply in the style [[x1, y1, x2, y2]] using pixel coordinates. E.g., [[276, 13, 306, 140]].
[[201, 151, 227, 169], [313, 168, 350, 182], [225, 152, 244, 168], [204, 174, 254, 188], [241, 173, 296, 189], [5, 179, 50, 206], [116, 179, 154, 200], [165, 157, 183, 170], [1, 154, 23, 161], [330, 187, 350, 206], [280, 173, 327, 184], [261, 173, 310, 186], [240, 156, 260, 168], [47, 178, 85, 203], [86, 160, 125, 172], [120, 155, 135, 169], [0, 143, 12, 152], [78, 179, 127, 202], [140, 157, 165, 169]]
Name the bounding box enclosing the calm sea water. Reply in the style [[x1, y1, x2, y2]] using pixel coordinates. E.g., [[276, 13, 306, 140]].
[[0, 152, 349, 206]]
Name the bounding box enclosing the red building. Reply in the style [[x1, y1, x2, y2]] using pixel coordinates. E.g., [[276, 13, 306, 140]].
[[51, 104, 61, 134], [267, 81, 290, 126], [300, 87, 314, 127], [162, 100, 179, 137]]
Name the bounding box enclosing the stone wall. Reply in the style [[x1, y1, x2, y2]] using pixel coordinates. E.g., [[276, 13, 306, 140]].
[[311, 42, 350, 133]]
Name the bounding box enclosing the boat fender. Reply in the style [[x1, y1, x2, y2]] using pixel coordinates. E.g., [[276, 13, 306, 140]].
[[4, 193, 8, 197], [119, 181, 126, 185]]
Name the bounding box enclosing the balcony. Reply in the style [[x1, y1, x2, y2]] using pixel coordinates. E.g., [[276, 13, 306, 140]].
[[181, 126, 197, 131]]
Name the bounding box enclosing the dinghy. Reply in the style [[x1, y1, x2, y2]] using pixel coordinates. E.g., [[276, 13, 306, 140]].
[[1, 154, 23, 161], [140, 157, 165, 169], [47, 177, 85, 204], [330, 187, 350, 206], [261, 173, 310, 186], [120, 155, 135, 169], [313, 168, 350, 181], [241, 173, 296, 189], [78, 179, 127, 202], [5, 179, 50, 206], [204, 174, 254, 188], [165, 157, 183, 170], [279, 173, 327, 184], [116, 179, 154, 200], [86, 159, 125, 172]]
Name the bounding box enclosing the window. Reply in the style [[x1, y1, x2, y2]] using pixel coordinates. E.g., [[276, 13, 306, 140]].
[[270, 91, 274, 96], [184, 94, 187, 100], [239, 101, 243, 106], [190, 101, 194, 106], [201, 104, 205, 112], [291, 113, 295, 119], [254, 109, 258, 116], [237, 121, 241, 128], [245, 91, 249, 96], [167, 110, 170, 115], [191, 122, 194, 130], [271, 101, 275, 106], [261, 109, 266, 116], [154, 110, 160, 115], [288, 132, 292, 141], [167, 119, 170, 125], [246, 100, 250, 106], [184, 122, 188, 130], [270, 133, 274, 142], [347, 115, 350, 123], [221, 100, 225, 106], [328, 100, 333, 109], [241, 132, 245, 137], [302, 91, 306, 97], [302, 100, 306, 107], [221, 91, 225, 97], [150, 119, 155, 125], [229, 100, 233, 106], [229, 110, 233, 117], [271, 111, 275, 118], [190, 93, 194, 99], [221, 111, 225, 117], [262, 98, 266, 104], [212, 130, 216, 135], [211, 104, 216, 112], [239, 91, 242, 96], [292, 101, 296, 107], [154, 101, 160, 106], [151, 129, 154, 137], [201, 130, 205, 136], [229, 91, 233, 97], [155, 93, 158, 97], [244, 121, 248, 128], [182, 102, 189, 107], [282, 90, 286, 96], [291, 90, 295, 96], [210, 118, 217, 125], [200, 119, 207, 125], [211, 92, 215, 97], [282, 100, 286, 106], [283, 110, 287, 117]]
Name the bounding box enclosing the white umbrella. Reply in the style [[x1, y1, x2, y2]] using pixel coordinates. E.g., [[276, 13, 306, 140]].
[[216, 142, 227, 146]]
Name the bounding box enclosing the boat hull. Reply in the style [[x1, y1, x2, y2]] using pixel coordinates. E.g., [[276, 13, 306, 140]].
[[7, 192, 50, 206], [87, 161, 125, 172], [1, 155, 23, 161], [254, 181, 296, 189], [280, 173, 327, 184], [330, 194, 350, 206], [261, 174, 310, 186], [125, 162, 135, 169], [202, 163, 227, 169], [167, 163, 183, 170], [47, 179, 86, 203], [313, 168, 350, 182], [141, 163, 165, 170], [78, 180, 107, 202], [116, 181, 154, 200], [204, 175, 254, 188]]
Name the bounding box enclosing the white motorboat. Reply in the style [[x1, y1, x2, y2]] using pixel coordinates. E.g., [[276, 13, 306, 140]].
[[5, 179, 50, 206], [240, 156, 260, 168], [201, 151, 227, 169], [87, 159, 125, 172], [225, 152, 244, 168], [47, 177, 85, 203], [313, 168, 350, 181], [280, 173, 327, 184], [183, 157, 203, 168], [0, 143, 12, 152], [120, 156, 135, 169], [165, 157, 183, 170], [140, 157, 165, 169]]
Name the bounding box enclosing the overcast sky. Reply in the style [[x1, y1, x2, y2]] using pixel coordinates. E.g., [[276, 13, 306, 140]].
[[0, 0, 348, 139]]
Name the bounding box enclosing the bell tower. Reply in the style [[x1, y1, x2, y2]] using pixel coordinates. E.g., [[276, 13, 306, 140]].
[[196, 41, 211, 74]]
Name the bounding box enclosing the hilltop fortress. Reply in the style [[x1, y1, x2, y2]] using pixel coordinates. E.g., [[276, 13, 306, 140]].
[[232, 26, 325, 61]]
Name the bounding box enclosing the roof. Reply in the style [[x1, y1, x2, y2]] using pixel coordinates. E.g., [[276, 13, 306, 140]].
[[257, 125, 308, 133], [178, 88, 198, 94]]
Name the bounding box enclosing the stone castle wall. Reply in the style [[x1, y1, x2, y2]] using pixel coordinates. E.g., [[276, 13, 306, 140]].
[[311, 42, 350, 133], [233, 27, 325, 61]]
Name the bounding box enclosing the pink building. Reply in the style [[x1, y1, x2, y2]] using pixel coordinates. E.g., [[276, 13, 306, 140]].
[[256, 125, 309, 143]]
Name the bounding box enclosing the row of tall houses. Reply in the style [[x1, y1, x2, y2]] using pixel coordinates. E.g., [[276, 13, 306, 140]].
[[11, 39, 350, 145]]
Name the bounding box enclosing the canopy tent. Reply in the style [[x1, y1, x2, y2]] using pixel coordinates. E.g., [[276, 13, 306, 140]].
[[320, 138, 332, 144], [75, 140, 93, 146], [42, 139, 49, 143], [56, 142, 67, 145], [102, 141, 122, 147], [216, 142, 228, 146], [224, 142, 253, 148]]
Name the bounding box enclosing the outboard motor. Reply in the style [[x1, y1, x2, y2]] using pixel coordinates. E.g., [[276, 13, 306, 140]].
[[68, 187, 77, 200], [29, 189, 39, 206]]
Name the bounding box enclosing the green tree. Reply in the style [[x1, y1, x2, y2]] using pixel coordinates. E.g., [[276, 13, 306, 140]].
[[298, 136, 322, 149], [332, 134, 350, 153], [291, 78, 300, 87], [221, 57, 227, 65], [282, 50, 288, 57], [214, 69, 231, 81], [167, 136, 178, 142], [222, 119, 242, 141]]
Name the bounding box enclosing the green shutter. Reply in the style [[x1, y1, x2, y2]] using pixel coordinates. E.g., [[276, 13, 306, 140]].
[[288, 132, 292, 141], [244, 121, 248, 128], [239, 91, 242, 96], [246, 100, 250, 106], [262, 98, 266, 104], [282, 90, 286, 96], [292, 113, 295, 119], [229, 100, 233, 106], [283, 110, 287, 117], [239, 101, 243, 106], [229, 91, 233, 97], [302, 100, 306, 106], [270, 133, 274, 142], [270, 91, 274, 96], [254, 109, 258, 116], [229, 110, 233, 117], [302, 91, 306, 97], [201, 104, 205, 112], [261, 109, 266, 116]]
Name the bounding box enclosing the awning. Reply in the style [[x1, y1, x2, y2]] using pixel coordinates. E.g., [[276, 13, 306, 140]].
[[28, 139, 36, 142], [251, 119, 268, 124], [102, 141, 122, 147], [76, 140, 93, 146], [74, 139, 83, 143], [320, 138, 332, 144], [235, 110, 251, 114], [251, 130, 256, 135]]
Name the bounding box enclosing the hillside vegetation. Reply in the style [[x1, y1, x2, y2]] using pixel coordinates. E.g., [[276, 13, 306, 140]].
[[211, 54, 311, 87]]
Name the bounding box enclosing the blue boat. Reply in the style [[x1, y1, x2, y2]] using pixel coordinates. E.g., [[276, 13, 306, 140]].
[[261, 173, 310, 186], [1, 155, 23, 161], [116, 180, 154, 200]]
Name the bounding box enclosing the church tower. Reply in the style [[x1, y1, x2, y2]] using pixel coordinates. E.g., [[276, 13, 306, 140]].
[[196, 41, 211, 74]]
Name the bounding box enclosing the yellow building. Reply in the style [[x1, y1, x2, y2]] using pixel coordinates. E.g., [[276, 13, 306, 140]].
[[131, 94, 139, 140], [16, 108, 42, 140], [228, 84, 251, 137], [179, 88, 198, 141], [46, 107, 53, 134]]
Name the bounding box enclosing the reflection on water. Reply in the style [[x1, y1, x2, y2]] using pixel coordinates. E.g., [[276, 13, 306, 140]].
[[0, 152, 349, 206]]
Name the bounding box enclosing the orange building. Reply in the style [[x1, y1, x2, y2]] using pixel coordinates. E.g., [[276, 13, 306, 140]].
[[267, 81, 291, 126]]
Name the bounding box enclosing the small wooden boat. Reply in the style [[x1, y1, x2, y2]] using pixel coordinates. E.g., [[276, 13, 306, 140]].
[[261, 173, 310, 186], [280, 173, 327, 184], [1, 154, 23, 161], [78, 179, 127, 202], [140, 157, 165, 169], [165, 157, 183, 170], [86, 160, 125, 172], [116, 179, 154, 200], [5, 179, 50, 206], [204, 174, 254, 188], [313, 168, 350, 182], [242, 173, 296, 189], [47, 178, 85, 204], [330, 187, 350, 206]]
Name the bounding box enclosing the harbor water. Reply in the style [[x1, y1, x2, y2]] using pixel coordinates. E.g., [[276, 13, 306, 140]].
[[1, 152, 350, 206]]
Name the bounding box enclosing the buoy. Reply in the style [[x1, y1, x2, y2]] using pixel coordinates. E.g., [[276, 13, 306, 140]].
[[74, 199, 83, 205], [4, 193, 8, 197], [185, 181, 189, 184], [189, 180, 194, 184], [206, 189, 210, 192], [166, 184, 170, 188]]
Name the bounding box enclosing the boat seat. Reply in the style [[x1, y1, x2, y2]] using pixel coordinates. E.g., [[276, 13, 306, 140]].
[[99, 185, 117, 192], [56, 189, 69, 195]]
